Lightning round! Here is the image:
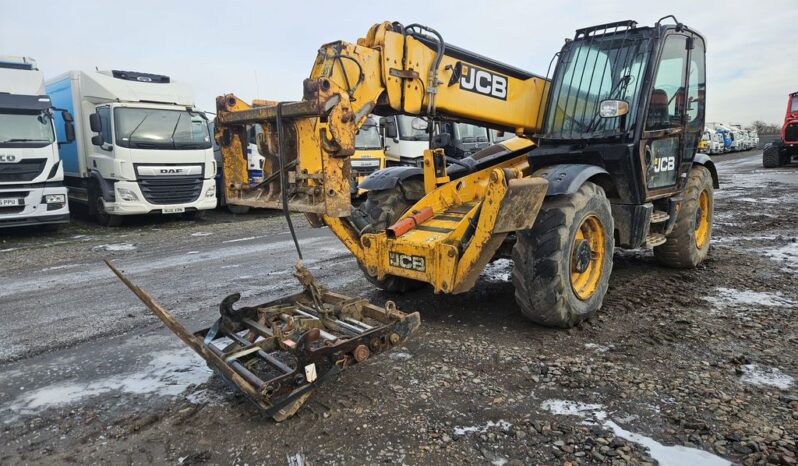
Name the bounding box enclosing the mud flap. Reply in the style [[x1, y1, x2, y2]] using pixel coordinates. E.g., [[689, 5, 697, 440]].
[[451, 176, 548, 293], [106, 260, 421, 421]]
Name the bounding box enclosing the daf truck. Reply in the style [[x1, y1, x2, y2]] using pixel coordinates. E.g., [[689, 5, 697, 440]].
[[0, 56, 73, 230], [47, 70, 216, 226]]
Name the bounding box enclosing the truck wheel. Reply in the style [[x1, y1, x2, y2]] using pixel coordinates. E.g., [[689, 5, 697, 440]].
[[351, 178, 426, 293], [91, 189, 123, 227], [512, 182, 614, 328], [654, 165, 713, 268], [763, 144, 781, 168], [226, 205, 250, 215]]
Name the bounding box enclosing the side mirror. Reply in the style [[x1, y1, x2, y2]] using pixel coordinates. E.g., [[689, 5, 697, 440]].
[[431, 132, 452, 148], [599, 99, 629, 118], [411, 117, 429, 131], [64, 121, 76, 144], [61, 110, 74, 123], [380, 117, 398, 141], [91, 134, 105, 146], [89, 113, 102, 132]]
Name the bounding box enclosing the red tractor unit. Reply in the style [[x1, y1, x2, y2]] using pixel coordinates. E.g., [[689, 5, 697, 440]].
[[763, 91, 798, 167]]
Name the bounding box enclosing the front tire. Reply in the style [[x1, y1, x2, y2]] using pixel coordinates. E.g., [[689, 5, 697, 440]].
[[654, 165, 713, 268], [351, 178, 426, 293], [512, 182, 614, 328], [91, 188, 123, 227], [763, 144, 781, 168]]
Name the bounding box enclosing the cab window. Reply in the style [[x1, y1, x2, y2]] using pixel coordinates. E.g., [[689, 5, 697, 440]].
[[645, 35, 688, 131]]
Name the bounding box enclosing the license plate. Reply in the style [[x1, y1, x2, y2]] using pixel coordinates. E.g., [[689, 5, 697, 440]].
[[352, 158, 380, 168], [0, 198, 22, 207], [163, 207, 185, 214]]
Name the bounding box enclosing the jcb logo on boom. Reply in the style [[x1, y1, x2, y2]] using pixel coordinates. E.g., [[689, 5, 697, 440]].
[[389, 252, 426, 272], [0, 155, 17, 163], [460, 65, 508, 100], [652, 156, 675, 173]]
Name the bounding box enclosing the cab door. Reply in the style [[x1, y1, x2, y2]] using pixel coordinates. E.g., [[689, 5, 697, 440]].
[[639, 32, 704, 199]]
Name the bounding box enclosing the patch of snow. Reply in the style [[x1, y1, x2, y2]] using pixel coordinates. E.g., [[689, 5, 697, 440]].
[[543, 400, 731, 466], [703, 287, 794, 310], [4, 347, 212, 419], [222, 235, 266, 244], [40, 264, 82, 272], [91, 243, 136, 252], [190, 232, 212, 237], [760, 241, 798, 273], [605, 420, 731, 466], [739, 364, 794, 389], [540, 399, 607, 421], [482, 258, 512, 282], [584, 343, 610, 353], [453, 420, 512, 437], [187, 251, 199, 255], [388, 351, 412, 361]]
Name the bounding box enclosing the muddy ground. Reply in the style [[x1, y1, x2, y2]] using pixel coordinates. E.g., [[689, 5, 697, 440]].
[[0, 150, 796, 466]]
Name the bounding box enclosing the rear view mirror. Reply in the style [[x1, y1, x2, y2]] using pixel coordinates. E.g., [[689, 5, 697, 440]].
[[89, 113, 102, 132], [411, 117, 429, 131], [599, 100, 629, 118], [380, 117, 398, 141], [91, 134, 105, 146], [431, 132, 452, 148], [64, 121, 76, 144], [61, 110, 74, 123]]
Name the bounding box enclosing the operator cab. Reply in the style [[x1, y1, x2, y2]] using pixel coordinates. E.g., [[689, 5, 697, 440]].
[[533, 16, 711, 204]]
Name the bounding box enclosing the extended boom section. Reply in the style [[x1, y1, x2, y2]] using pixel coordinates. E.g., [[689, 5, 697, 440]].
[[215, 21, 550, 294]]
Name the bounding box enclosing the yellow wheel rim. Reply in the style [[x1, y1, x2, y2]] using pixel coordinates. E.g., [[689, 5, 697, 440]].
[[569, 215, 606, 301], [695, 189, 710, 249]]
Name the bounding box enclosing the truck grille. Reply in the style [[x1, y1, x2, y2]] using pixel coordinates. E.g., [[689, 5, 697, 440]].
[[785, 123, 798, 143], [138, 176, 203, 205], [0, 159, 46, 182]]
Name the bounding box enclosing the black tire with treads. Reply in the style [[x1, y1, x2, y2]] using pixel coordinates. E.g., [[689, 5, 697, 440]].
[[351, 178, 426, 293], [512, 182, 614, 328], [763, 144, 781, 168], [654, 165, 713, 268]]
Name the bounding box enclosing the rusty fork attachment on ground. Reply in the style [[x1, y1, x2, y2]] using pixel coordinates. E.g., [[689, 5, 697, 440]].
[[105, 260, 420, 421]]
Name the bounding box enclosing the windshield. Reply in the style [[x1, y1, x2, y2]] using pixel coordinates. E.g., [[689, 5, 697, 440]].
[[544, 32, 650, 139], [355, 123, 382, 149], [454, 123, 488, 143], [396, 116, 428, 141], [114, 108, 212, 150], [0, 110, 55, 147]]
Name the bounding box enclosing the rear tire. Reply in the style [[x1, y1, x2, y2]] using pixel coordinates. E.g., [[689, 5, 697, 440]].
[[512, 182, 614, 328], [654, 165, 713, 268], [351, 178, 426, 293], [763, 144, 781, 168]]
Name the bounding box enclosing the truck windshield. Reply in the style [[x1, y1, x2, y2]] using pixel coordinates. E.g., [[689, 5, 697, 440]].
[[543, 32, 650, 139], [454, 123, 488, 143], [355, 124, 382, 150], [0, 110, 55, 147], [114, 108, 212, 150], [397, 116, 428, 141]]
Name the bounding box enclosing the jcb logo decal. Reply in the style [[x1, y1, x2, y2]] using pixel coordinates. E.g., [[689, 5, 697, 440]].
[[460, 65, 508, 100], [652, 156, 675, 173], [0, 155, 17, 163], [389, 252, 426, 272]]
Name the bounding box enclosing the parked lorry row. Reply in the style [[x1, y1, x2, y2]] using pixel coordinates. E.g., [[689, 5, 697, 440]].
[[701, 124, 759, 154]]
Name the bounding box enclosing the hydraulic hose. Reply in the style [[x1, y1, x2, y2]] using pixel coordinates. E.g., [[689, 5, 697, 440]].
[[276, 102, 303, 260]]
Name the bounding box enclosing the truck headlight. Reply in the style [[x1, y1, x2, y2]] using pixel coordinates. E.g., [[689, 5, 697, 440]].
[[205, 186, 216, 198], [117, 187, 139, 202], [44, 194, 66, 204]]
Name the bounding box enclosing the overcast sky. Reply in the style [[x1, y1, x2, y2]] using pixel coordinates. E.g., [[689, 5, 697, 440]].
[[2, 0, 795, 125]]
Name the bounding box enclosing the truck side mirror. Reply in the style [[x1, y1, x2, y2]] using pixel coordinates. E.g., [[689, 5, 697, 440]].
[[431, 132, 452, 148], [89, 113, 102, 133], [61, 110, 75, 144], [380, 117, 398, 141], [91, 134, 105, 146]]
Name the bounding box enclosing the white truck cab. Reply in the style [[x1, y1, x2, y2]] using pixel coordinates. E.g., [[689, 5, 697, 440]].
[[47, 70, 216, 226], [0, 56, 73, 230]]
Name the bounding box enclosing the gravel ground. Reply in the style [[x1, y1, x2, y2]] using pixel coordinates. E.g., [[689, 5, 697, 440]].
[[0, 150, 796, 465]]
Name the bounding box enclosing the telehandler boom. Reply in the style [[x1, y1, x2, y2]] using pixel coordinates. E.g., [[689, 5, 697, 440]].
[[112, 16, 718, 420]]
